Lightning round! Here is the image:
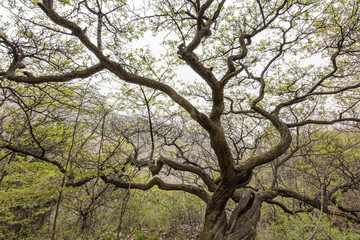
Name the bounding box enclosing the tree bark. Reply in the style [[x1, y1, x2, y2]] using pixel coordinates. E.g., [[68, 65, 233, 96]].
[[227, 189, 262, 240], [199, 188, 266, 240], [199, 184, 234, 240]]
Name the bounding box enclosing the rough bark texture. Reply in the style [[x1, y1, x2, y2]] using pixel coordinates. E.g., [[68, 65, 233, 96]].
[[227, 190, 262, 240], [199, 188, 265, 240], [199, 184, 235, 240]]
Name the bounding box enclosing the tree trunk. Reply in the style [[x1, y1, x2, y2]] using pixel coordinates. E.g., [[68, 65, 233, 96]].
[[80, 212, 89, 233], [227, 189, 262, 240], [199, 189, 263, 240], [199, 184, 235, 240], [200, 209, 228, 240]]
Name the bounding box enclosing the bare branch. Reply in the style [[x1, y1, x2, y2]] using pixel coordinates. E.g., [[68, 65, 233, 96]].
[[101, 175, 210, 203]]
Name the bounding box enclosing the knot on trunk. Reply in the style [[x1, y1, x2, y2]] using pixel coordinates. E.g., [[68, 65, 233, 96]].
[[236, 170, 253, 188], [148, 160, 163, 176], [213, 170, 252, 187]]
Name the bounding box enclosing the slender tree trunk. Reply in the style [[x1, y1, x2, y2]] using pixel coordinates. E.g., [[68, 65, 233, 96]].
[[51, 190, 62, 240], [116, 188, 131, 240], [80, 212, 89, 233]]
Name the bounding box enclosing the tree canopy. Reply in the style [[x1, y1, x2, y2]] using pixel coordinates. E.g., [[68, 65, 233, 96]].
[[1, 0, 360, 239]]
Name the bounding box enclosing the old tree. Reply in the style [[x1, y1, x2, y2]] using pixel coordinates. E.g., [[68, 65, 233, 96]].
[[1, 0, 360, 239]]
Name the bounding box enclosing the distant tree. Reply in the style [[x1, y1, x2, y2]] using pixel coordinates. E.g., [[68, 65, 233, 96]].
[[1, 0, 360, 239], [0, 81, 139, 238], [257, 126, 360, 237]]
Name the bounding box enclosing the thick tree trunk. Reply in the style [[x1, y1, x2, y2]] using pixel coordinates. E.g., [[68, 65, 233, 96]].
[[199, 189, 263, 240], [227, 189, 262, 240], [200, 209, 228, 240], [199, 184, 235, 240]]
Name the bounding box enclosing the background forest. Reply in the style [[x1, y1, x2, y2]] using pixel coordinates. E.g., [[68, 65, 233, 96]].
[[1, 83, 359, 239], [1, 0, 360, 239]]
